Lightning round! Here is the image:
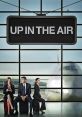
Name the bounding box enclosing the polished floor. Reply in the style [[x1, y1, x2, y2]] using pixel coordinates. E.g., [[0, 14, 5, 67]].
[[0, 102, 82, 117]]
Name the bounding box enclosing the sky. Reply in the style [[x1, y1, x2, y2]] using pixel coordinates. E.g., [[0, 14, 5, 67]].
[[0, 0, 82, 78]]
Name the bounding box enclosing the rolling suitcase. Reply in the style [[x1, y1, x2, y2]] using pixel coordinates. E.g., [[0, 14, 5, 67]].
[[19, 100, 28, 114]]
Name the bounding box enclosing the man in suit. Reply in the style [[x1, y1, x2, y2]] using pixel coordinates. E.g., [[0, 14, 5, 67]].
[[14, 76, 33, 117]]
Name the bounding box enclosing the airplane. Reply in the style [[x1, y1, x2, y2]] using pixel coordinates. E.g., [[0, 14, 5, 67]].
[[46, 62, 82, 101]]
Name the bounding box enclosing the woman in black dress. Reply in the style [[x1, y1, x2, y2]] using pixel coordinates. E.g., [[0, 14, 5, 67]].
[[3, 77, 15, 115], [33, 78, 46, 114]]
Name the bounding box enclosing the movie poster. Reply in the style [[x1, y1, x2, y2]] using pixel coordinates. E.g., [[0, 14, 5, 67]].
[[0, 0, 82, 117]]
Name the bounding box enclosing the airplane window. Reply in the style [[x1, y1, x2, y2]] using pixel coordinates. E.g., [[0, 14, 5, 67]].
[[63, 65, 77, 71], [71, 65, 77, 71], [63, 66, 71, 70]]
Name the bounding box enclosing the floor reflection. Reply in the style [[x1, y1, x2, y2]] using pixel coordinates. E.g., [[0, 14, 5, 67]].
[[0, 102, 82, 117], [62, 102, 82, 117]]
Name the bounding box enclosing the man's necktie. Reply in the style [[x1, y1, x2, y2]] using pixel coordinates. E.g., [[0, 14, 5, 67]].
[[22, 84, 26, 95]]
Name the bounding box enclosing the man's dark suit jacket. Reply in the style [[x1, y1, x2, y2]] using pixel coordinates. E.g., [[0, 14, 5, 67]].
[[33, 83, 41, 98], [18, 83, 31, 97]]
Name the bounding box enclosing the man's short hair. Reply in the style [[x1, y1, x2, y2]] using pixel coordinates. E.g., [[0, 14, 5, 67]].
[[21, 76, 27, 80]]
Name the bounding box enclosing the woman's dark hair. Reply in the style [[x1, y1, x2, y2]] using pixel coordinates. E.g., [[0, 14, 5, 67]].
[[34, 78, 40, 86], [5, 77, 13, 86], [35, 78, 40, 82]]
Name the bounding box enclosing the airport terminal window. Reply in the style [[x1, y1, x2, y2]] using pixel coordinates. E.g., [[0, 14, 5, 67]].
[[63, 51, 82, 62], [63, 76, 82, 88], [0, 63, 18, 74], [20, 0, 40, 11], [0, 39, 18, 49], [21, 45, 61, 49], [0, 0, 82, 102], [21, 63, 61, 75], [63, 39, 82, 49], [0, 51, 18, 62], [20, 51, 60, 62]]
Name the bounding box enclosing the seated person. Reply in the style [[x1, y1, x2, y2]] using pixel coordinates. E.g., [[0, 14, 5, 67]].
[[14, 76, 33, 117], [3, 77, 15, 115], [33, 78, 46, 114]]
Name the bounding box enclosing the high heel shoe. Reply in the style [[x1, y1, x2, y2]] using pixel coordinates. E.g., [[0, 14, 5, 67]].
[[40, 110, 45, 114], [11, 109, 14, 115]]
